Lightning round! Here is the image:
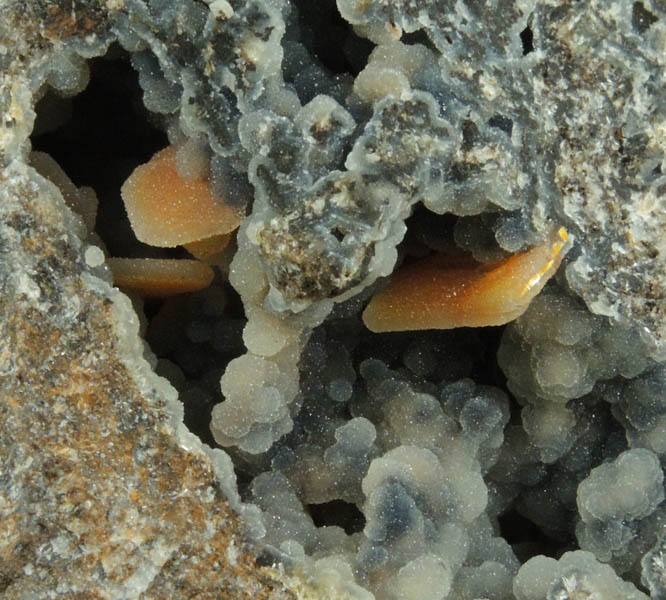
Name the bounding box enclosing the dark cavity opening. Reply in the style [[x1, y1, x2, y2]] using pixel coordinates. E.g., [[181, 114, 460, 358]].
[[520, 26, 534, 55], [291, 0, 373, 76], [31, 44, 247, 449], [308, 500, 366, 535], [498, 508, 569, 562], [632, 1, 658, 33], [31, 44, 169, 260], [402, 28, 439, 54], [488, 113, 513, 137]]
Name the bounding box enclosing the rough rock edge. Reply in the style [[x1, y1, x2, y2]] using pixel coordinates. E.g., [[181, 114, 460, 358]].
[[0, 146, 301, 600], [0, 1, 317, 597]]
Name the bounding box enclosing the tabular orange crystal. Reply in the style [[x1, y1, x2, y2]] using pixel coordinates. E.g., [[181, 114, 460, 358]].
[[108, 257, 215, 297], [363, 227, 571, 332], [121, 146, 242, 247], [183, 232, 233, 260]]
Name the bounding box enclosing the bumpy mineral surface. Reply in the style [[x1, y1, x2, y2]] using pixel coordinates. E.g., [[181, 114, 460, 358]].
[[2, 0, 666, 599], [0, 163, 298, 597]]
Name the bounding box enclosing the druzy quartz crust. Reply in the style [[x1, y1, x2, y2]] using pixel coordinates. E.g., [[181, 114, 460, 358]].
[[2, 0, 666, 598]]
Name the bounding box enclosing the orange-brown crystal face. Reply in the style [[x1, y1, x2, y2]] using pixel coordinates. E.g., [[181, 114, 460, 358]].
[[362, 228, 570, 332], [107, 257, 215, 297], [183, 232, 233, 260], [121, 146, 242, 248]]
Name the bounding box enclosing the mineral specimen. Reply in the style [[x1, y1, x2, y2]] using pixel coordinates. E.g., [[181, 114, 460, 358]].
[[106, 257, 215, 296], [3, 0, 666, 598], [120, 144, 243, 247], [362, 227, 571, 332]]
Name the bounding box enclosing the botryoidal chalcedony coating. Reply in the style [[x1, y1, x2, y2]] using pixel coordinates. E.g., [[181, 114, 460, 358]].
[[123, 0, 666, 357], [3, 0, 666, 598], [13, 0, 665, 342]]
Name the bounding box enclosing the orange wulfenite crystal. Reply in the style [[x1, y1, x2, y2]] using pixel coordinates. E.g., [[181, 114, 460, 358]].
[[107, 257, 215, 297], [121, 146, 242, 247], [363, 227, 571, 332], [183, 232, 233, 260]]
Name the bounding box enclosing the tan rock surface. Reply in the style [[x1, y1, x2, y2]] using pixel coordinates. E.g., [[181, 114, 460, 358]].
[[0, 2, 297, 598], [0, 161, 298, 600]]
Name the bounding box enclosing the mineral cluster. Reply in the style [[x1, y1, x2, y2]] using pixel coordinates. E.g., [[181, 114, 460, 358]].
[[3, 0, 666, 598]]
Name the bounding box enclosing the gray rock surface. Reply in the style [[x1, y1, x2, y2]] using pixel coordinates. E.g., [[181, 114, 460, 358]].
[[3, 0, 666, 598]]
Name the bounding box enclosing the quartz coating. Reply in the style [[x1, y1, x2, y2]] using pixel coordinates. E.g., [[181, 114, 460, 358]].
[[3, 0, 666, 599]]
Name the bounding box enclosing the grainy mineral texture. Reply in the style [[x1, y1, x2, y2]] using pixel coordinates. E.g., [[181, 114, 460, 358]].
[[0, 125, 300, 600], [3, 0, 666, 599], [0, 3, 300, 599]]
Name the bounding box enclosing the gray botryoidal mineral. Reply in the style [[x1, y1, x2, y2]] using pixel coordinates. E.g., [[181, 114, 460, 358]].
[[2, 0, 666, 598]]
